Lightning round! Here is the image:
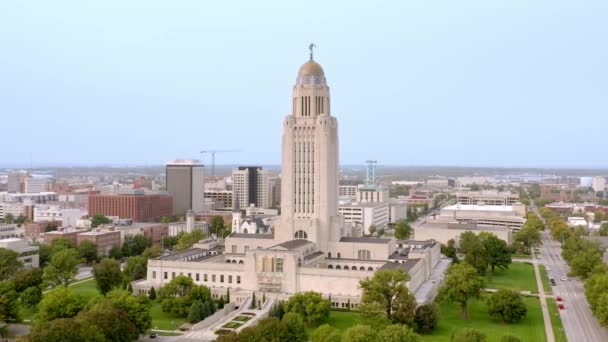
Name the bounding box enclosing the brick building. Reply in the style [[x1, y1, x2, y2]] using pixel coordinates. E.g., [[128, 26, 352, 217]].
[[88, 193, 172, 222], [44, 227, 86, 246], [77, 227, 121, 256], [25, 221, 61, 240]]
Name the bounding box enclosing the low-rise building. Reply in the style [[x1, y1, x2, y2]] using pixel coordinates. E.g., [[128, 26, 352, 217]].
[[456, 190, 519, 206], [24, 221, 61, 240], [436, 203, 526, 229], [414, 221, 512, 245], [33, 205, 87, 226], [389, 198, 408, 223], [88, 192, 172, 222], [77, 227, 121, 256], [44, 227, 86, 246], [0, 224, 24, 239], [0, 238, 39, 268], [338, 201, 389, 235]]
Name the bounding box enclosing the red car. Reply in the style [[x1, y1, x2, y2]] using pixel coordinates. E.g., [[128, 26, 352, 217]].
[[556, 296, 563, 302], [558, 303, 565, 310]]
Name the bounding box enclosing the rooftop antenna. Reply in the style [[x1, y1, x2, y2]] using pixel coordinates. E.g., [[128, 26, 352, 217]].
[[309, 43, 316, 60]]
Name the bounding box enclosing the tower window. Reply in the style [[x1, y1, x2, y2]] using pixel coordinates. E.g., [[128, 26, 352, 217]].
[[294, 230, 308, 239]]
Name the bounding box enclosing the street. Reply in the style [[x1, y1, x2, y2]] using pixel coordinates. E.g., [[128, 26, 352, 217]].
[[540, 231, 608, 342]]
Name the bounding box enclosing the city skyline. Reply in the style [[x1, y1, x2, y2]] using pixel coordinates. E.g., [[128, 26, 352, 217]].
[[1, 1, 607, 168]]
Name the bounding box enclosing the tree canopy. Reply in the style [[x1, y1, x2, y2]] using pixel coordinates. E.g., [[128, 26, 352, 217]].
[[440, 262, 484, 320], [43, 248, 80, 287], [93, 258, 123, 295], [359, 268, 416, 326], [0, 248, 23, 280], [486, 289, 527, 323], [284, 291, 331, 326]]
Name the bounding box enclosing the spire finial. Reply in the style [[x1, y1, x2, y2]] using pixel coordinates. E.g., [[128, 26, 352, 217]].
[[309, 43, 316, 60]]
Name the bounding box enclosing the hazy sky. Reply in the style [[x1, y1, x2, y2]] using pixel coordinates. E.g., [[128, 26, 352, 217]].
[[1, 1, 606, 168]]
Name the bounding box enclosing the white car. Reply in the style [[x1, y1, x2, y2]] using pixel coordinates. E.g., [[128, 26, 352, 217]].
[[546, 267, 551, 271], [561, 276, 567, 281]]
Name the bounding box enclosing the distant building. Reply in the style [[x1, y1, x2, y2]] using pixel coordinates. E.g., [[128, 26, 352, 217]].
[[232, 166, 271, 209], [88, 191, 172, 222], [0, 238, 39, 268], [580, 177, 593, 188], [24, 177, 51, 193], [338, 201, 389, 235], [436, 204, 526, 229], [7, 171, 28, 193], [593, 176, 607, 193], [389, 198, 408, 223], [168, 210, 208, 237], [203, 190, 233, 210], [24, 221, 61, 240], [339, 185, 358, 198], [0, 224, 24, 240], [77, 227, 121, 256], [456, 190, 519, 206], [414, 221, 512, 245], [33, 205, 87, 226], [425, 178, 454, 188], [44, 227, 86, 246], [166, 160, 205, 215]]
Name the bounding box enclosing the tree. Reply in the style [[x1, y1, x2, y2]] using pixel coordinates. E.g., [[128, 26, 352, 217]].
[[163, 236, 179, 250], [376, 324, 421, 342], [441, 239, 458, 262], [451, 328, 487, 342], [395, 221, 413, 240], [122, 235, 152, 257], [368, 225, 378, 237], [464, 238, 489, 275], [27, 318, 105, 342], [0, 281, 20, 322], [37, 286, 86, 321], [43, 248, 80, 287], [93, 258, 123, 295], [78, 240, 98, 264], [91, 214, 111, 228], [45, 223, 59, 232], [188, 300, 205, 323], [76, 300, 139, 341], [142, 246, 163, 259], [341, 324, 377, 342], [4, 213, 14, 224], [501, 336, 522, 342], [599, 222, 608, 236], [414, 303, 439, 333], [482, 235, 512, 273], [106, 289, 152, 335], [174, 229, 206, 252], [250, 291, 257, 309], [50, 237, 74, 255], [149, 286, 156, 300], [377, 227, 386, 237], [585, 271, 608, 326], [12, 267, 43, 292], [283, 312, 309, 342], [0, 248, 23, 280], [359, 268, 415, 325], [123, 256, 147, 282], [549, 220, 571, 243], [311, 324, 342, 342], [20, 286, 42, 307], [440, 262, 484, 320], [217, 295, 225, 309], [487, 289, 527, 323], [109, 245, 123, 260], [270, 302, 286, 319], [514, 224, 541, 253], [284, 291, 331, 326], [36, 243, 53, 267], [210, 215, 225, 237], [237, 317, 290, 341], [158, 275, 213, 317], [458, 231, 479, 255]]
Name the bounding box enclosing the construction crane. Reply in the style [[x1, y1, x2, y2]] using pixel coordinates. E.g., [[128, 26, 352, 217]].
[[200, 150, 241, 177]]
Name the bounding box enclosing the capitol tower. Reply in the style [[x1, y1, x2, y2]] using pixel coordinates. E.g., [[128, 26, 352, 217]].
[[276, 46, 344, 252]]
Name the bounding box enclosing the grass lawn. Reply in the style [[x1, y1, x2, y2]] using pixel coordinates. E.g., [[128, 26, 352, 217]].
[[307, 310, 359, 335], [69, 278, 102, 301], [420, 295, 546, 342], [485, 262, 537, 293], [149, 301, 186, 331], [547, 299, 567, 342], [513, 253, 532, 259], [538, 265, 552, 294]]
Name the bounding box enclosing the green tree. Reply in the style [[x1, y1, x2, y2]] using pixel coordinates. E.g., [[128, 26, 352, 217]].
[[37, 286, 86, 321], [210, 215, 225, 237], [27, 318, 105, 342], [0, 281, 20, 322], [270, 302, 286, 319], [43, 248, 80, 287], [106, 289, 152, 335], [458, 231, 479, 255], [414, 303, 440, 333], [487, 289, 527, 323], [93, 258, 123, 295], [284, 291, 331, 326], [238, 316, 290, 341], [599, 222, 608, 236], [451, 328, 487, 342], [377, 324, 421, 342], [440, 262, 484, 320], [188, 300, 205, 323], [394, 221, 413, 240], [122, 235, 152, 257], [158, 275, 213, 317], [123, 256, 147, 282], [91, 214, 111, 228], [12, 267, 43, 292], [585, 271, 608, 326], [149, 286, 156, 300], [109, 245, 123, 260], [20, 286, 42, 308], [341, 324, 377, 342], [358, 268, 416, 326], [35, 243, 53, 267], [174, 229, 206, 252], [283, 312, 309, 342], [78, 240, 98, 264], [50, 237, 74, 254], [311, 324, 342, 342], [163, 235, 179, 250], [142, 246, 163, 259], [514, 224, 541, 253], [76, 300, 139, 341], [482, 234, 512, 273], [4, 213, 14, 224], [368, 225, 378, 236], [441, 239, 458, 262], [0, 248, 23, 280], [250, 291, 257, 309]]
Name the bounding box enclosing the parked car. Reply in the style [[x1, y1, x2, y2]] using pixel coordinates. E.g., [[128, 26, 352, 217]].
[[149, 333, 157, 339], [558, 303, 565, 310], [561, 276, 567, 281], [556, 296, 563, 301]]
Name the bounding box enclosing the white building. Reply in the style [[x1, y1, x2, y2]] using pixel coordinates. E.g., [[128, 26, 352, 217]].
[[389, 198, 408, 223], [0, 224, 24, 239], [456, 190, 520, 206], [168, 210, 209, 237], [232, 167, 271, 209], [356, 186, 389, 203], [203, 190, 233, 210], [0, 238, 39, 268], [33, 205, 87, 226], [580, 177, 593, 188], [339, 185, 358, 198], [133, 51, 447, 309], [24, 177, 49, 193], [592, 176, 607, 193], [456, 176, 496, 188], [338, 201, 390, 235], [414, 221, 512, 245], [0, 202, 25, 220], [436, 203, 526, 229]]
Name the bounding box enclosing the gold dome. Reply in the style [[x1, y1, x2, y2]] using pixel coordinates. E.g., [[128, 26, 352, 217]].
[[298, 60, 325, 77]]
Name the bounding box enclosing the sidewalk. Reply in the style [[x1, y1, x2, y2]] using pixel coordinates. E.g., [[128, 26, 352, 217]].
[[532, 248, 555, 342]]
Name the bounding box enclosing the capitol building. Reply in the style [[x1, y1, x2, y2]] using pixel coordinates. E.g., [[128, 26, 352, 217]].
[[133, 50, 447, 309]]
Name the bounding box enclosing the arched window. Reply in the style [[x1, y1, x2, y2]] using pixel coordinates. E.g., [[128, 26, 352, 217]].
[[337, 253, 341, 259], [336, 265, 342, 269], [328, 265, 333, 269], [357, 250, 371, 260], [294, 230, 308, 239], [359, 266, 365, 271], [226, 260, 231, 263], [328, 252, 332, 258], [243, 228, 248, 234], [238, 260, 244, 264], [232, 260, 237, 264], [367, 267, 373, 271]]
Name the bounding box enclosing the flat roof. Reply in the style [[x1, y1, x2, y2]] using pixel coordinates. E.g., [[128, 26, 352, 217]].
[[443, 204, 516, 212], [230, 233, 274, 240], [379, 259, 421, 272], [271, 239, 312, 250], [339, 237, 392, 244], [157, 248, 205, 261]]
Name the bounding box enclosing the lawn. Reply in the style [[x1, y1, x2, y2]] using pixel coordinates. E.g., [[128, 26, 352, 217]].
[[69, 278, 102, 301], [547, 299, 567, 342], [307, 310, 359, 335], [485, 262, 537, 293], [149, 301, 186, 330], [420, 296, 546, 342], [538, 265, 552, 294]]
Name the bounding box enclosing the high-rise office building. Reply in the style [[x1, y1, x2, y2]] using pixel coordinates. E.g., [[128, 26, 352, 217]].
[[7, 171, 28, 193], [232, 166, 271, 209], [166, 160, 205, 215]]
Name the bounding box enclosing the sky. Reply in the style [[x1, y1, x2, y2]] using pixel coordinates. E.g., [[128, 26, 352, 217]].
[[1, 1, 607, 168]]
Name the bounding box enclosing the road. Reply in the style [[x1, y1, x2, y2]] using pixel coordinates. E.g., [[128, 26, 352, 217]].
[[540, 230, 608, 342], [532, 247, 554, 342]]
